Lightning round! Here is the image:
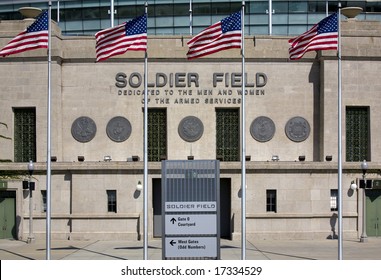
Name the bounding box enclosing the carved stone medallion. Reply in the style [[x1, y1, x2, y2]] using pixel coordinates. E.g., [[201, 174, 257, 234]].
[[178, 116, 204, 142], [250, 116, 276, 142], [71, 116, 97, 143], [106, 116, 132, 142], [285, 116, 310, 142]]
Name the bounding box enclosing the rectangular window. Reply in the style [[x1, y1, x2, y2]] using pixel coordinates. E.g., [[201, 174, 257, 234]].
[[216, 108, 240, 161], [155, 4, 174, 17], [41, 190, 46, 212], [193, 3, 211, 15], [308, 1, 325, 13], [117, 6, 137, 19], [107, 190, 117, 213], [14, 107, 36, 162], [289, 1, 308, 13], [266, 189, 277, 212], [330, 189, 338, 211], [61, 8, 83, 21], [173, 4, 189, 16], [346, 107, 370, 162], [148, 108, 167, 161]]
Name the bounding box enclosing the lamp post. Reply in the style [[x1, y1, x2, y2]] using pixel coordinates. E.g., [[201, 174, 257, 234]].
[[360, 159, 368, 243], [27, 160, 35, 244]]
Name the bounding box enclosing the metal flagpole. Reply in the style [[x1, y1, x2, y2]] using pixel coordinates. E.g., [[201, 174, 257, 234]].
[[57, 1, 60, 23], [337, 8, 343, 260], [189, 0, 193, 35], [110, 0, 115, 27], [268, 0, 272, 35], [240, 0, 246, 260], [143, 1, 149, 260], [46, 1, 52, 260]]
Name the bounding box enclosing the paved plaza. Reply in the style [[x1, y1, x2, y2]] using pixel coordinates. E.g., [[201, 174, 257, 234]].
[[1, 237, 381, 260]]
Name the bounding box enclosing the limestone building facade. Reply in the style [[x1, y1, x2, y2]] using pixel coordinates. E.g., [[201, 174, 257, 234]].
[[1, 15, 381, 241]]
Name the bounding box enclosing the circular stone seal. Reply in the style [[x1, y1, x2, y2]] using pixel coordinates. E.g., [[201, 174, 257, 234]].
[[250, 116, 276, 142], [106, 116, 132, 142], [178, 116, 204, 142], [71, 116, 97, 143], [285, 116, 310, 142]]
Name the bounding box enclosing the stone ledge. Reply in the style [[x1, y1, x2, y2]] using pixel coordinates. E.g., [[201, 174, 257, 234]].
[[247, 213, 358, 219], [26, 213, 141, 219], [1, 161, 381, 173]]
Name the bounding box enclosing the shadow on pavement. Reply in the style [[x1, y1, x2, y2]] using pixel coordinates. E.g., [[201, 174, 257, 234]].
[[0, 248, 35, 260]]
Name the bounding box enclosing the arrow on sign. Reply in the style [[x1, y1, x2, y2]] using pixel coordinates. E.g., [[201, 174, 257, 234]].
[[170, 217, 176, 224], [170, 240, 177, 246]]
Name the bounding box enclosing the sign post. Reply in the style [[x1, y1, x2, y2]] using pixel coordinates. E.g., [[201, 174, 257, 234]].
[[162, 160, 220, 259]]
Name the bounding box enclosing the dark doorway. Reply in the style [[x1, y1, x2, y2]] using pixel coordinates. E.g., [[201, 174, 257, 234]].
[[152, 178, 162, 238], [220, 178, 232, 239]]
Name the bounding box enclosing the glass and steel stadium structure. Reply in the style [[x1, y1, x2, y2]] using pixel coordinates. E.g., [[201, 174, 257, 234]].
[[0, 0, 380, 36]]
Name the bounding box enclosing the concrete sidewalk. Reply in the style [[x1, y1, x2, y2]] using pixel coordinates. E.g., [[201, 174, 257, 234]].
[[1, 238, 381, 260]]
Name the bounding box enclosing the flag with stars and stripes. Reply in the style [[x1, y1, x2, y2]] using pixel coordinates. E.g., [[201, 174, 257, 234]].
[[0, 10, 48, 57], [288, 13, 338, 60], [187, 12, 241, 60], [95, 14, 147, 62]]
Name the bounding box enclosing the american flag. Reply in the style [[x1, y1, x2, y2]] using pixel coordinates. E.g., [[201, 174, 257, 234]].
[[0, 10, 48, 57], [288, 13, 338, 60], [187, 12, 241, 60], [95, 14, 147, 62]]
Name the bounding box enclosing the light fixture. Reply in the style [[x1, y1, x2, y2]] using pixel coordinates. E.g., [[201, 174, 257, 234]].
[[104, 155, 112, 162], [326, 155, 332, 161], [245, 155, 251, 161], [132, 155, 140, 162], [298, 155, 305, 162], [28, 160, 34, 176], [350, 181, 358, 190], [136, 181, 143, 192], [271, 155, 279, 161], [361, 160, 368, 177]]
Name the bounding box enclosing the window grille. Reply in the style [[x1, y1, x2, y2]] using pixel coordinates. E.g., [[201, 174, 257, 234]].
[[107, 190, 117, 213], [41, 190, 47, 212], [14, 108, 36, 162], [216, 108, 240, 161], [330, 189, 338, 211], [346, 107, 369, 162], [148, 108, 167, 162], [266, 189, 277, 212]]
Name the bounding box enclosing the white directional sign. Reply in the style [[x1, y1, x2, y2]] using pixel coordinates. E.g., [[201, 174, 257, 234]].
[[162, 160, 220, 259], [165, 214, 217, 235], [165, 237, 217, 258], [165, 202, 217, 212]]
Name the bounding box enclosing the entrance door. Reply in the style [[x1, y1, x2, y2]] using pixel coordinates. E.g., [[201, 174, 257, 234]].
[[366, 189, 381, 237], [152, 178, 162, 238], [220, 178, 232, 239], [152, 178, 232, 239], [0, 191, 17, 239]]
